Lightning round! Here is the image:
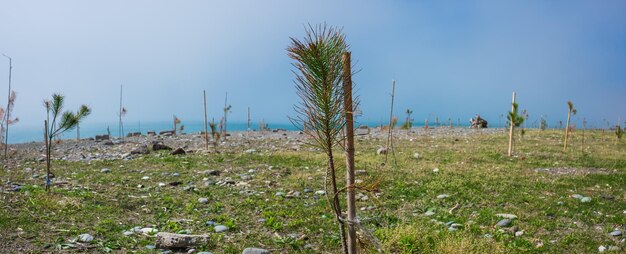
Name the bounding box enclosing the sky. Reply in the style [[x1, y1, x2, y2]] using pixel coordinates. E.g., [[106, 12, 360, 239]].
[[1, 0, 625, 130]]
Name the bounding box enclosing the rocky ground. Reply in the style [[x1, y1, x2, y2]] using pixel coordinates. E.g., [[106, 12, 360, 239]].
[[1, 127, 624, 253]]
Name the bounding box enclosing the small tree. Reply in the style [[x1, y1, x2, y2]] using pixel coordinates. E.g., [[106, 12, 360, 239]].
[[43, 94, 91, 192], [222, 93, 232, 137], [563, 101, 577, 151], [0, 91, 19, 155], [507, 101, 524, 156], [173, 115, 181, 135], [288, 24, 349, 253], [616, 122, 623, 145], [209, 118, 220, 149], [401, 109, 413, 129], [540, 115, 548, 131]]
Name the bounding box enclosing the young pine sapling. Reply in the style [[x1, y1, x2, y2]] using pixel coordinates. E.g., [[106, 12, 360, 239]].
[[507, 96, 524, 156], [563, 101, 577, 151], [0, 91, 18, 158], [43, 94, 91, 192], [288, 24, 350, 253]]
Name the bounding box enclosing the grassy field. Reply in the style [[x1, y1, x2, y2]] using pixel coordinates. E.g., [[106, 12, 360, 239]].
[[1, 129, 625, 253]]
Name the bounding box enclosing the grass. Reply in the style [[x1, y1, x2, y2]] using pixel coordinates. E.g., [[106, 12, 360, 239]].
[[1, 129, 625, 253]]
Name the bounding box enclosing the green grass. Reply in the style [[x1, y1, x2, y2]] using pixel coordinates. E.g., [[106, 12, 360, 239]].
[[1, 129, 625, 253]]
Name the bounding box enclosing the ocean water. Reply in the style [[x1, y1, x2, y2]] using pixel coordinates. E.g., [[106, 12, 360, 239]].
[[7, 121, 299, 144], [7, 120, 474, 144]]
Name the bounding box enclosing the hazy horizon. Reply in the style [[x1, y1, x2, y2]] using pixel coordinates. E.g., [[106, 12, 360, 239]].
[[1, 1, 625, 132]]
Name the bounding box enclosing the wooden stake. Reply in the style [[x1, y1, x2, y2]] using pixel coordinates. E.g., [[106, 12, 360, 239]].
[[203, 90, 209, 150], [3, 54, 12, 159], [564, 102, 573, 151], [342, 52, 357, 254], [247, 107, 251, 142], [44, 120, 50, 192], [385, 80, 396, 165], [118, 85, 124, 140], [508, 92, 516, 156]]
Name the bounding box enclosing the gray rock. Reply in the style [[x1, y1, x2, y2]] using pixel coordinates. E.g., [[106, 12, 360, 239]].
[[152, 141, 172, 151], [580, 197, 592, 203], [355, 170, 367, 175], [172, 172, 180, 177], [131, 145, 150, 155], [609, 230, 622, 237], [275, 192, 285, 197], [95, 134, 109, 141], [171, 148, 186, 155], [197, 252, 213, 254], [242, 247, 270, 254], [100, 168, 111, 173], [303, 188, 313, 193], [496, 213, 518, 219], [376, 147, 388, 155], [203, 170, 220, 176], [413, 152, 420, 160], [245, 149, 257, 154], [571, 194, 584, 200], [436, 194, 450, 199], [214, 225, 228, 233], [286, 191, 301, 198], [77, 233, 94, 243], [141, 227, 159, 235], [315, 190, 326, 195], [355, 126, 370, 136], [608, 246, 621, 251], [424, 211, 435, 216], [122, 231, 134, 236], [198, 198, 209, 204], [496, 219, 512, 227]]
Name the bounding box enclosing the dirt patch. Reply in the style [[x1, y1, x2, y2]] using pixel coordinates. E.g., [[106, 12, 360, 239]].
[[533, 167, 614, 176]]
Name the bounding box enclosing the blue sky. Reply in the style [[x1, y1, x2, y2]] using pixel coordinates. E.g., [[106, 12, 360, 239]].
[[1, 0, 625, 129]]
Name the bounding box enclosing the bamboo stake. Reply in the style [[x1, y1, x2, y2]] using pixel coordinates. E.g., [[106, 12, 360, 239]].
[[44, 120, 50, 192], [247, 107, 251, 142], [203, 90, 209, 150], [564, 101, 574, 151], [3, 54, 12, 159], [385, 80, 396, 165], [507, 92, 516, 156], [342, 52, 357, 254]]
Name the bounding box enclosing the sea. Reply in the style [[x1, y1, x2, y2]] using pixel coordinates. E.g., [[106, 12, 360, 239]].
[[7, 120, 475, 144]]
